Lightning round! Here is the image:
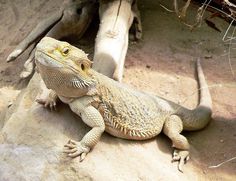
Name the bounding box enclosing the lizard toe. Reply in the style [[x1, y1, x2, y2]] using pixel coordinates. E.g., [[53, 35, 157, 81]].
[[64, 140, 90, 160], [63, 147, 77, 153], [68, 150, 82, 158], [172, 149, 181, 162], [36, 98, 57, 110], [80, 152, 87, 162], [172, 149, 190, 172]]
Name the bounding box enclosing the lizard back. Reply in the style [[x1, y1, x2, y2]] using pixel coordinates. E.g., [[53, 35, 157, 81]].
[[92, 71, 171, 140]]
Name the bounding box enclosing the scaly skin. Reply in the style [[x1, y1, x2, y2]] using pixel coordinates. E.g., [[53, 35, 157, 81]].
[[35, 37, 212, 172]]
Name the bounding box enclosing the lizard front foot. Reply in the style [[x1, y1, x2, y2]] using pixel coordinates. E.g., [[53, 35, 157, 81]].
[[64, 140, 90, 161], [172, 149, 190, 172], [36, 90, 58, 110], [36, 97, 57, 111]]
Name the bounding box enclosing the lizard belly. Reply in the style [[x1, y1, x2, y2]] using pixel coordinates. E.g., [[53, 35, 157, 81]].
[[104, 125, 159, 140], [102, 110, 166, 140]]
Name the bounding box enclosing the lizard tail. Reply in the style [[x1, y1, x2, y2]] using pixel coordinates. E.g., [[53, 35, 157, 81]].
[[197, 58, 212, 110], [181, 58, 212, 131]]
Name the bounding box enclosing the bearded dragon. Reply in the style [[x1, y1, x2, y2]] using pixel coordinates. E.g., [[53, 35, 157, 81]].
[[35, 37, 212, 172]]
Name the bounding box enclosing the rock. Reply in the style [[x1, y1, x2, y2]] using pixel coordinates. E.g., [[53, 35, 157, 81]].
[[0, 87, 20, 129], [0, 73, 210, 181]]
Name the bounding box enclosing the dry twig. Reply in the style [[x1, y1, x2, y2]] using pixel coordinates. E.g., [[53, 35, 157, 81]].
[[209, 156, 236, 168]]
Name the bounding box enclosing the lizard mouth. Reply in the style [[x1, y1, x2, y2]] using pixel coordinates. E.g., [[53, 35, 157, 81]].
[[35, 50, 81, 74], [35, 51, 63, 68]]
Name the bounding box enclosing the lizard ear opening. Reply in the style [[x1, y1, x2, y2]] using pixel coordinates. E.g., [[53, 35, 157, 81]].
[[81, 59, 92, 69], [81, 63, 85, 71]]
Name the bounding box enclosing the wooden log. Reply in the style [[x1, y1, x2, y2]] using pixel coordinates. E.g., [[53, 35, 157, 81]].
[[93, 0, 141, 82]]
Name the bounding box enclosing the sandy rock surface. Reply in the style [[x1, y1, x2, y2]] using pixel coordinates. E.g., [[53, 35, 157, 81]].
[[0, 87, 20, 129], [0, 0, 236, 181]]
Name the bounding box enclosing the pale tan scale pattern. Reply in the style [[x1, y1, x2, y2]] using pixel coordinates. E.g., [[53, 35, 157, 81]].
[[92, 71, 171, 139]]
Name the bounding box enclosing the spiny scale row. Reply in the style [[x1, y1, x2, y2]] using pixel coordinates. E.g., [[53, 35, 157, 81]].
[[101, 103, 154, 138]]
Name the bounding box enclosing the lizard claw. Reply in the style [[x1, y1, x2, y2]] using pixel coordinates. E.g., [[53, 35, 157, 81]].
[[172, 149, 190, 172], [64, 140, 90, 161], [36, 98, 57, 111]]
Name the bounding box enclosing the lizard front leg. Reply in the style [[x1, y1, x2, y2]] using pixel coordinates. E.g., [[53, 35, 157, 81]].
[[36, 89, 58, 111], [64, 104, 105, 161], [163, 115, 190, 172]]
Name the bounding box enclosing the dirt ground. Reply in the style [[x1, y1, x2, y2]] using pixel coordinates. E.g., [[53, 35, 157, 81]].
[[0, 0, 235, 180]]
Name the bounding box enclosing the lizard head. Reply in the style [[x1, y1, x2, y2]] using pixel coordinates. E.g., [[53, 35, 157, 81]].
[[35, 37, 95, 91]]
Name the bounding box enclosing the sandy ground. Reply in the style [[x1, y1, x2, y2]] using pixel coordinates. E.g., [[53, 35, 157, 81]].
[[0, 0, 235, 180]]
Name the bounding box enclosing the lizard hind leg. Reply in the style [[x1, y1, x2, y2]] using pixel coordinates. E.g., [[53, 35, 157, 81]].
[[163, 115, 190, 172]]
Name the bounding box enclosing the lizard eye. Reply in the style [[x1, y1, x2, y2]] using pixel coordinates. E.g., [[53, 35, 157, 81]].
[[62, 47, 69, 56]]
